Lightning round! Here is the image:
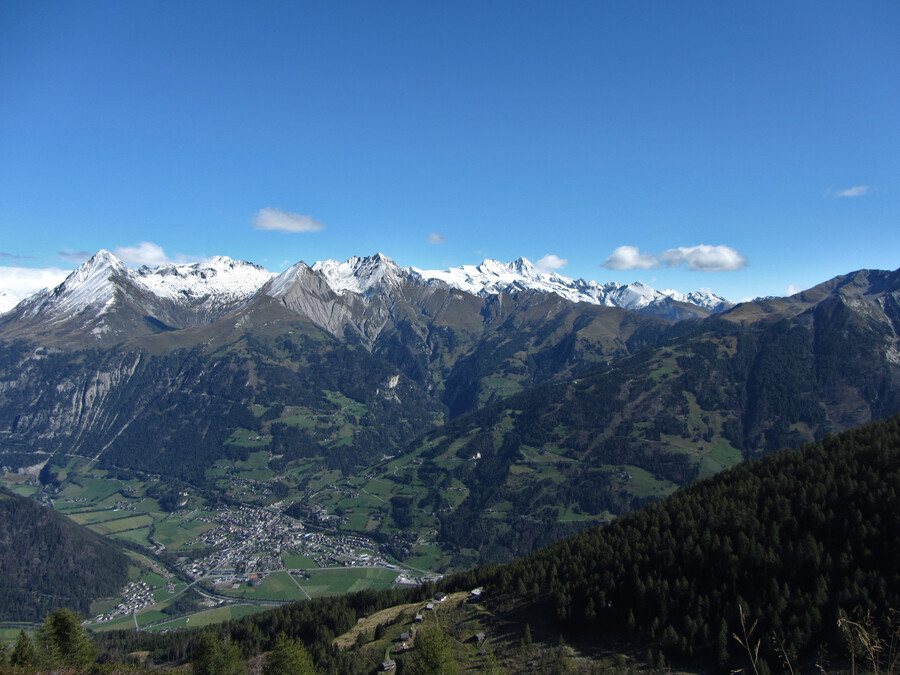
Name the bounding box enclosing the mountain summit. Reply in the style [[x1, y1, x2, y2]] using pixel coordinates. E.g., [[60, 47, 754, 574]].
[[414, 257, 732, 318]]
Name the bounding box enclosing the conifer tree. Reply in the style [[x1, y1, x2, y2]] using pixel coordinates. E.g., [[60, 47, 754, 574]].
[[9, 630, 36, 668], [192, 630, 246, 675], [36, 607, 95, 668], [404, 624, 457, 675], [263, 632, 316, 675]]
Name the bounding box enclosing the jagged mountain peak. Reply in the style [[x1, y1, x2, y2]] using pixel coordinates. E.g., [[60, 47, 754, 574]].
[[312, 253, 406, 295], [134, 256, 274, 303], [43, 250, 129, 316], [415, 259, 733, 317], [265, 261, 320, 299]]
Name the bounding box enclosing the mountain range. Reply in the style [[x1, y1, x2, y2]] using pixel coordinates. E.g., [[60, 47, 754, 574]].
[[0, 250, 898, 571], [0, 250, 731, 322]]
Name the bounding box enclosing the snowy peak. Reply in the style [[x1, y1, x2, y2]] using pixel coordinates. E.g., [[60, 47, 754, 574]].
[[45, 250, 128, 316], [312, 253, 406, 295], [265, 261, 321, 299], [414, 258, 733, 315], [135, 256, 274, 304]]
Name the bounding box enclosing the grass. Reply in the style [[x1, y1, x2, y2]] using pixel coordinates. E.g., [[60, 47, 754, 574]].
[[301, 568, 400, 597], [234, 450, 270, 470], [87, 514, 154, 535], [282, 553, 319, 569], [403, 544, 450, 572], [239, 468, 275, 481], [148, 604, 270, 631], [225, 429, 271, 448], [218, 572, 308, 602], [110, 527, 153, 546], [91, 615, 137, 632], [153, 517, 215, 547], [698, 438, 743, 478], [66, 509, 121, 524], [616, 465, 679, 499]]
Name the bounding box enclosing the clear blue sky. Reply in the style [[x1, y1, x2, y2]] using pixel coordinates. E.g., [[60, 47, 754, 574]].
[[1, 1, 898, 301]]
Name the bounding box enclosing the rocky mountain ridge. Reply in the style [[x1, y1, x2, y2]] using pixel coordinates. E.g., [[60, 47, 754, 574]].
[[0, 250, 731, 328]]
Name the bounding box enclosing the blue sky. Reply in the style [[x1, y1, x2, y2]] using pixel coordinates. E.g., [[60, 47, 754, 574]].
[[1, 1, 898, 302]]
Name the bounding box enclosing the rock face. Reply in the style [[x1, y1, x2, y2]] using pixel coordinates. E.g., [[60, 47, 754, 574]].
[[0, 251, 274, 347], [0, 251, 735, 348]]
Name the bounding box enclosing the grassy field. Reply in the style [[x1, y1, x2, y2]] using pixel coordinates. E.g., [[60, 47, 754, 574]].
[[153, 517, 215, 547], [86, 514, 154, 535], [698, 438, 743, 478], [404, 544, 451, 571], [110, 527, 153, 546], [218, 572, 308, 602], [301, 567, 399, 597], [281, 553, 319, 569], [618, 465, 679, 499], [148, 604, 270, 631]]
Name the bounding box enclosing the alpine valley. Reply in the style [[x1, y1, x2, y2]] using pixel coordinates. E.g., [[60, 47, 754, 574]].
[[1, 251, 899, 651]]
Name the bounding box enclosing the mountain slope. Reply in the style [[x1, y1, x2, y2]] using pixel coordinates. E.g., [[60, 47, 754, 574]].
[[0, 486, 132, 622], [448, 411, 900, 669], [1, 260, 898, 573], [392, 266, 900, 565]]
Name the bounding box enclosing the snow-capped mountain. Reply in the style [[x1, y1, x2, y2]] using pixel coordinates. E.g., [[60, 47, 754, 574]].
[[312, 253, 409, 296], [0, 251, 275, 345], [135, 255, 275, 304], [20, 252, 273, 315], [412, 257, 732, 314], [0, 289, 24, 314], [0, 250, 732, 345]]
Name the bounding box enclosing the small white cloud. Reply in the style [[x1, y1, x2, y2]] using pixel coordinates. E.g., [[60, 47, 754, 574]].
[[836, 185, 869, 198], [660, 245, 747, 271], [253, 207, 324, 233], [58, 249, 92, 263], [113, 242, 171, 266], [786, 283, 803, 296], [535, 254, 568, 271], [602, 246, 660, 270], [427, 232, 447, 244], [0, 266, 70, 297], [603, 244, 747, 272]]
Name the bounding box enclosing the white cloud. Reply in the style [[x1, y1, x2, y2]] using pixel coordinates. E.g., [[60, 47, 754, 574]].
[[601, 246, 660, 270], [427, 232, 447, 244], [113, 242, 171, 266], [0, 266, 70, 297], [836, 185, 869, 198], [58, 249, 92, 263], [660, 245, 747, 271], [253, 207, 324, 233], [603, 244, 747, 272], [786, 283, 803, 296], [535, 254, 568, 271]]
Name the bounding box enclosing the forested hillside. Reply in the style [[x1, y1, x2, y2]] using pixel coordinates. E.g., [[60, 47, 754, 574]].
[[0, 487, 131, 622], [449, 411, 900, 668]]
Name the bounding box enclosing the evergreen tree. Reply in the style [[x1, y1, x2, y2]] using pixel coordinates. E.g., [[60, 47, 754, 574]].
[[36, 607, 96, 668], [263, 632, 316, 675], [404, 624, 457, 675], [9, 630, 36, 668], [191, 630, 246, 675]]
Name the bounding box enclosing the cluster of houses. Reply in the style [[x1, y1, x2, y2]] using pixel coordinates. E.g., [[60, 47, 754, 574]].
[[93, 580, 158, 623], [173, 504, 401, 581], [283, 531, 391, 569], [178, 506, 291, 578]]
